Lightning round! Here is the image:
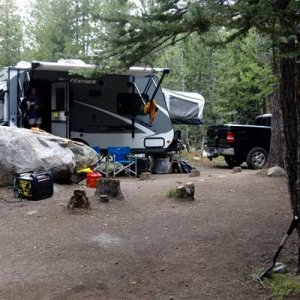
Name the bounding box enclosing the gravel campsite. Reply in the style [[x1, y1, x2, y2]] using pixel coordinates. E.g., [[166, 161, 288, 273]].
[[0, 161, 295, 300]]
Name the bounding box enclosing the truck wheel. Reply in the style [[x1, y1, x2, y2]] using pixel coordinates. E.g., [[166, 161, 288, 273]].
[[246, 147, 268, 169], [224, 156, 243, 167]]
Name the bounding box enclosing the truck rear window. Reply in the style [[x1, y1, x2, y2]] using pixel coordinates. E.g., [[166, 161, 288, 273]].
[[254, 116, 271, 126]]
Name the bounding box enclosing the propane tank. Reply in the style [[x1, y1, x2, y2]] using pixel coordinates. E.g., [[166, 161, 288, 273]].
[[86, 172, 102, 188]]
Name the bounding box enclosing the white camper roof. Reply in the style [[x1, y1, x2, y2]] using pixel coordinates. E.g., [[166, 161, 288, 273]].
[[163, 88, 205, 125], [14, 60, 167, 77]]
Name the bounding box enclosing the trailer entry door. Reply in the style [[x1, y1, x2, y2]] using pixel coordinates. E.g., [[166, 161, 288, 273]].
[[51, 81, 69, 138]]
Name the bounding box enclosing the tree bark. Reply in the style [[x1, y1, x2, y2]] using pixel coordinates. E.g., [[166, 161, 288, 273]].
[[280, 43, 298, 212], [266, 93, 285, 168], [279, 39, 300, 271], [95, 178, 124, 200], [67, 190, 90, 211]]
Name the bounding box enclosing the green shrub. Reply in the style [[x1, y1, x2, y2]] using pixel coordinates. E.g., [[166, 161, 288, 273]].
[[167, 188, 181, 198], [265, 274, 300, 300]]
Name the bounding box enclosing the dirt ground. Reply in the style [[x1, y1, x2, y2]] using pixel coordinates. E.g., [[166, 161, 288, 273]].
[[0, 161, 296, 300]]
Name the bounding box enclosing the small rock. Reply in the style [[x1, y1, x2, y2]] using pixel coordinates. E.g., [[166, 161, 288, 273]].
[[59, 203, 64, 206], [100, 195, 109, 203], [268, 166, 286, 177], [256, 169, 268, 177], [274, 262, 288, 274], [131, 281, 136, 285], [232, 167, 242, 173], [193, 156, 201, 161], [140, 172, 152, 180], [27, 209, 38, 215], [189, 169, 200, 177]]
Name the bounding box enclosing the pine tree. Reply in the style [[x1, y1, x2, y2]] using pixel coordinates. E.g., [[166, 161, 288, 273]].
[[0, 0, 22, 67], [26, 0, 102, 62]]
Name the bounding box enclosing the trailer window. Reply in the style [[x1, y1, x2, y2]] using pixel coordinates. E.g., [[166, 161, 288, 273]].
[[117, 93, 145, 116], [54, 88, 66, 110]]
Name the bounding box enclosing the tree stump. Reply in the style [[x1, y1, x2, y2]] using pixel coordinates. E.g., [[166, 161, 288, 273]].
[[95, 178, 124, 200], [67, 190, 90, 211], [176, 182, 195, 200]]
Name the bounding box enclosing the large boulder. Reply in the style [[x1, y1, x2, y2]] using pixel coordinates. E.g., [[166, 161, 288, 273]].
[[0, 127, 98, 186]]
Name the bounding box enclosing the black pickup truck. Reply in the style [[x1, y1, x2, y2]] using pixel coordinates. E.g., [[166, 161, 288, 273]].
[[207, 114, 271, 169]]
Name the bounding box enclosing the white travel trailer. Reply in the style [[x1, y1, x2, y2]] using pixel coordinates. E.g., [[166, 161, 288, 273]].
[[0, 60, 174, 154]]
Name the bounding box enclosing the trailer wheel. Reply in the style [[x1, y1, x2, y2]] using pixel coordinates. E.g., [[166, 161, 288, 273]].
[[246, 147, 268, 169], [224, 156, 244, 167]]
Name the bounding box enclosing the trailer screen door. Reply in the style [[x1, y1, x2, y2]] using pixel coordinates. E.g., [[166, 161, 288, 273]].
[[51, 82, 69, 138]]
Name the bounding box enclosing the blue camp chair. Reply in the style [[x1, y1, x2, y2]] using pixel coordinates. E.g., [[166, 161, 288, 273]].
[[107, 146, 137, 177], [92, 147, 111, 176]]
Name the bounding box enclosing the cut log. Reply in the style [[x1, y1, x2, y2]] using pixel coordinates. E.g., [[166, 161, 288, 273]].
[[176, 182, 195, 200], [95, 178, 124, 200], [176, 185, 186, 198], [67, 190, 90, 211], [184, 182, 195, 199]]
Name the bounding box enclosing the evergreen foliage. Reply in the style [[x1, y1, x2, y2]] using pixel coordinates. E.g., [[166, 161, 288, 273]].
[[0, 0, 22, 67], [24, 0, 103, 62]]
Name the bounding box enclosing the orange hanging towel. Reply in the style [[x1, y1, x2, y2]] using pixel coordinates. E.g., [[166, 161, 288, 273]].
[[144, 99, 159, 124]]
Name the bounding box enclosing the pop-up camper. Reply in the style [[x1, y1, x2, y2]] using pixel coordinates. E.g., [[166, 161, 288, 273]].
[[0, 60, 174, 154], [162, 88, 205, 125]]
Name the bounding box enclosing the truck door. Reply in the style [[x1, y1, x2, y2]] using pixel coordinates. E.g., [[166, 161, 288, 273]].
[[51, 82, 69, 138]]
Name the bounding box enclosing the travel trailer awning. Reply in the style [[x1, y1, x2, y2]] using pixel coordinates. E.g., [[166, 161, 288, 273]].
[[14, 61, 168, 77], [163, 89, 205, 125]]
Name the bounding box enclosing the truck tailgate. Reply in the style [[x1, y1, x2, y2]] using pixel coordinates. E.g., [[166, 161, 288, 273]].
[[207, 125, 229, 148]]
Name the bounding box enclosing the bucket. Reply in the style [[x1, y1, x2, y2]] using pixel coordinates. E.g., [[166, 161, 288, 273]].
[[151, 158, 170, 174], [86, 172, 102, 188]]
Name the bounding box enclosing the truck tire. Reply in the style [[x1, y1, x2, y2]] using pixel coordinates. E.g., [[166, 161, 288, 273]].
[[224, 156, 244, 167], [246, 147, 268, 169]]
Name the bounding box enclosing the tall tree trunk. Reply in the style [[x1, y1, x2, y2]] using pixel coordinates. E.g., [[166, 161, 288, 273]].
[[266, 93, 284, 167], [279, 40, 300, 270], [296, 50, 300, 273]]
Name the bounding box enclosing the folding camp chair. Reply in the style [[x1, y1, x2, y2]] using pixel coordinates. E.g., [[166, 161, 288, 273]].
[[107, 146, 137, 177], [92, 147, 112, 176]]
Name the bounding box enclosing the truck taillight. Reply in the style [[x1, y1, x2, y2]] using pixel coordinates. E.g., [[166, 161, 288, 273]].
[[227, 132, 235, 143]]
